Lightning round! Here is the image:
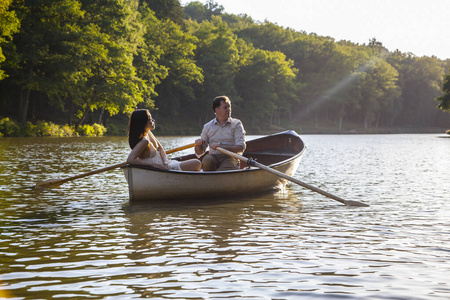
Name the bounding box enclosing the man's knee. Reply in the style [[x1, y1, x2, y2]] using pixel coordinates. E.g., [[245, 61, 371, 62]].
[[216, 157, 240, 171], [202, 154, 218, 171]]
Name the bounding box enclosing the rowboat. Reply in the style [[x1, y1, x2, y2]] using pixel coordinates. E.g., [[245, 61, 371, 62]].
[[122, 130, 306, 201]]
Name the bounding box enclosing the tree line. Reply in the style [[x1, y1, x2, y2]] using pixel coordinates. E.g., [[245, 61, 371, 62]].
[[1, 0, 449, 136]]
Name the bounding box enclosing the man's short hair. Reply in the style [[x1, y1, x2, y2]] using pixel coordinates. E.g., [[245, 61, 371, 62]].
[[212, 96, 231, 112]]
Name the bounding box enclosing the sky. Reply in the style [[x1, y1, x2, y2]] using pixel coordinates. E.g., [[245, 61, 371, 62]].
[[181, 0, 450, 60]]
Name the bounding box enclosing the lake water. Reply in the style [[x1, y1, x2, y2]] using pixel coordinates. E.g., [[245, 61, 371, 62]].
[[0, 133, 449, 299]]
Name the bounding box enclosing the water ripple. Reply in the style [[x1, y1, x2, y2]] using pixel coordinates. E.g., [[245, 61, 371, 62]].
[[1, 135, 449, 299]]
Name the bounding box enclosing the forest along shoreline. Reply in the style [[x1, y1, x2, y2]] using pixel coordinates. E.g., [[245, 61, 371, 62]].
[[1, 1, 450, 138]]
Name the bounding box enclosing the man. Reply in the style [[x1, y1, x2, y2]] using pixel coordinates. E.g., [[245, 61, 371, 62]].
[[195, 96, 246, 171]]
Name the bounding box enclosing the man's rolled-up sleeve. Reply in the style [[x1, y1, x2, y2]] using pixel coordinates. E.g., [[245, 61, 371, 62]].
[[234, 121, 246, 151]]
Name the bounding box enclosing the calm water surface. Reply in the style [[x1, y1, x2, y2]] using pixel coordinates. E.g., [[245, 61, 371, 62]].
[[0, 134, 449, 299]]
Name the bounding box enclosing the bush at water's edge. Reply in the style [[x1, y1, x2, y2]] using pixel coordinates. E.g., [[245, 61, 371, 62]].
[[0, 118, 106, 137]]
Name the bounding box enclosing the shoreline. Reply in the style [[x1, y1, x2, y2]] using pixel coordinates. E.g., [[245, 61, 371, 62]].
[[297, 127, 450, 135], [1, 126, 449, 138]]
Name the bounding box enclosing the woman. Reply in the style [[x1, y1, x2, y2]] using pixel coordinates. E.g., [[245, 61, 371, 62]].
[[127, 109, 201, 171]]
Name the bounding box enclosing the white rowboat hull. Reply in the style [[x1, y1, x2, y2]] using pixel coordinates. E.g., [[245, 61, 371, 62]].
[[123, 131, 305, 201]]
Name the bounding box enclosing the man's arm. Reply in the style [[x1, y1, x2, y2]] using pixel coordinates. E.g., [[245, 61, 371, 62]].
[[210, 120, 245, 153], [231, 120, 246, 153], [210, 143, 243, 153]]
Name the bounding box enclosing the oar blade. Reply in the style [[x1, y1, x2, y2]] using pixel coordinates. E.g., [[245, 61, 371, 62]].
[[344, 200, 370, 207], [35, 178, 65, 189]]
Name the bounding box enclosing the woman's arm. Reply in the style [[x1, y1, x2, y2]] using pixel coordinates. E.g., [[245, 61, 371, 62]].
[[159, 146, 168, 165], [126, 139, 148, 164], [126, 139, 169, 170]]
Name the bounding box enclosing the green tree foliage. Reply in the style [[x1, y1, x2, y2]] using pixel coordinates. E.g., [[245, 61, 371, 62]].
[[437, 73, 450, 112], [186, 16, 240, 124], [0, 0, 20, 80], [73, 0, 147, 125], [139, 6, 203, 121], [293, 37, 357, 119], [0, 0, 448, 136], [184, 0, 224, 22], [356, 58, 400, 129], [2, 0, 149, 126], [4, 0, 88, 125], [387, 54, 446, 126], [184, 1, 207, 22], [235, 48, 297, 128], [141, 0, 185, 25], [133, 6, 168, 108], [237, 22, 362, 127]]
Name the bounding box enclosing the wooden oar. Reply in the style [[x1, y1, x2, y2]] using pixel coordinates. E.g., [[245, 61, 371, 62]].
[[165, 142, 197, 154], [217, 147, 369, 207], [34, 142, 196, 189]]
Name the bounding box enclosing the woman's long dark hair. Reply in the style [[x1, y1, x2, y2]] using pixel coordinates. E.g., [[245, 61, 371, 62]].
[[128, 109, 150, 149]]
